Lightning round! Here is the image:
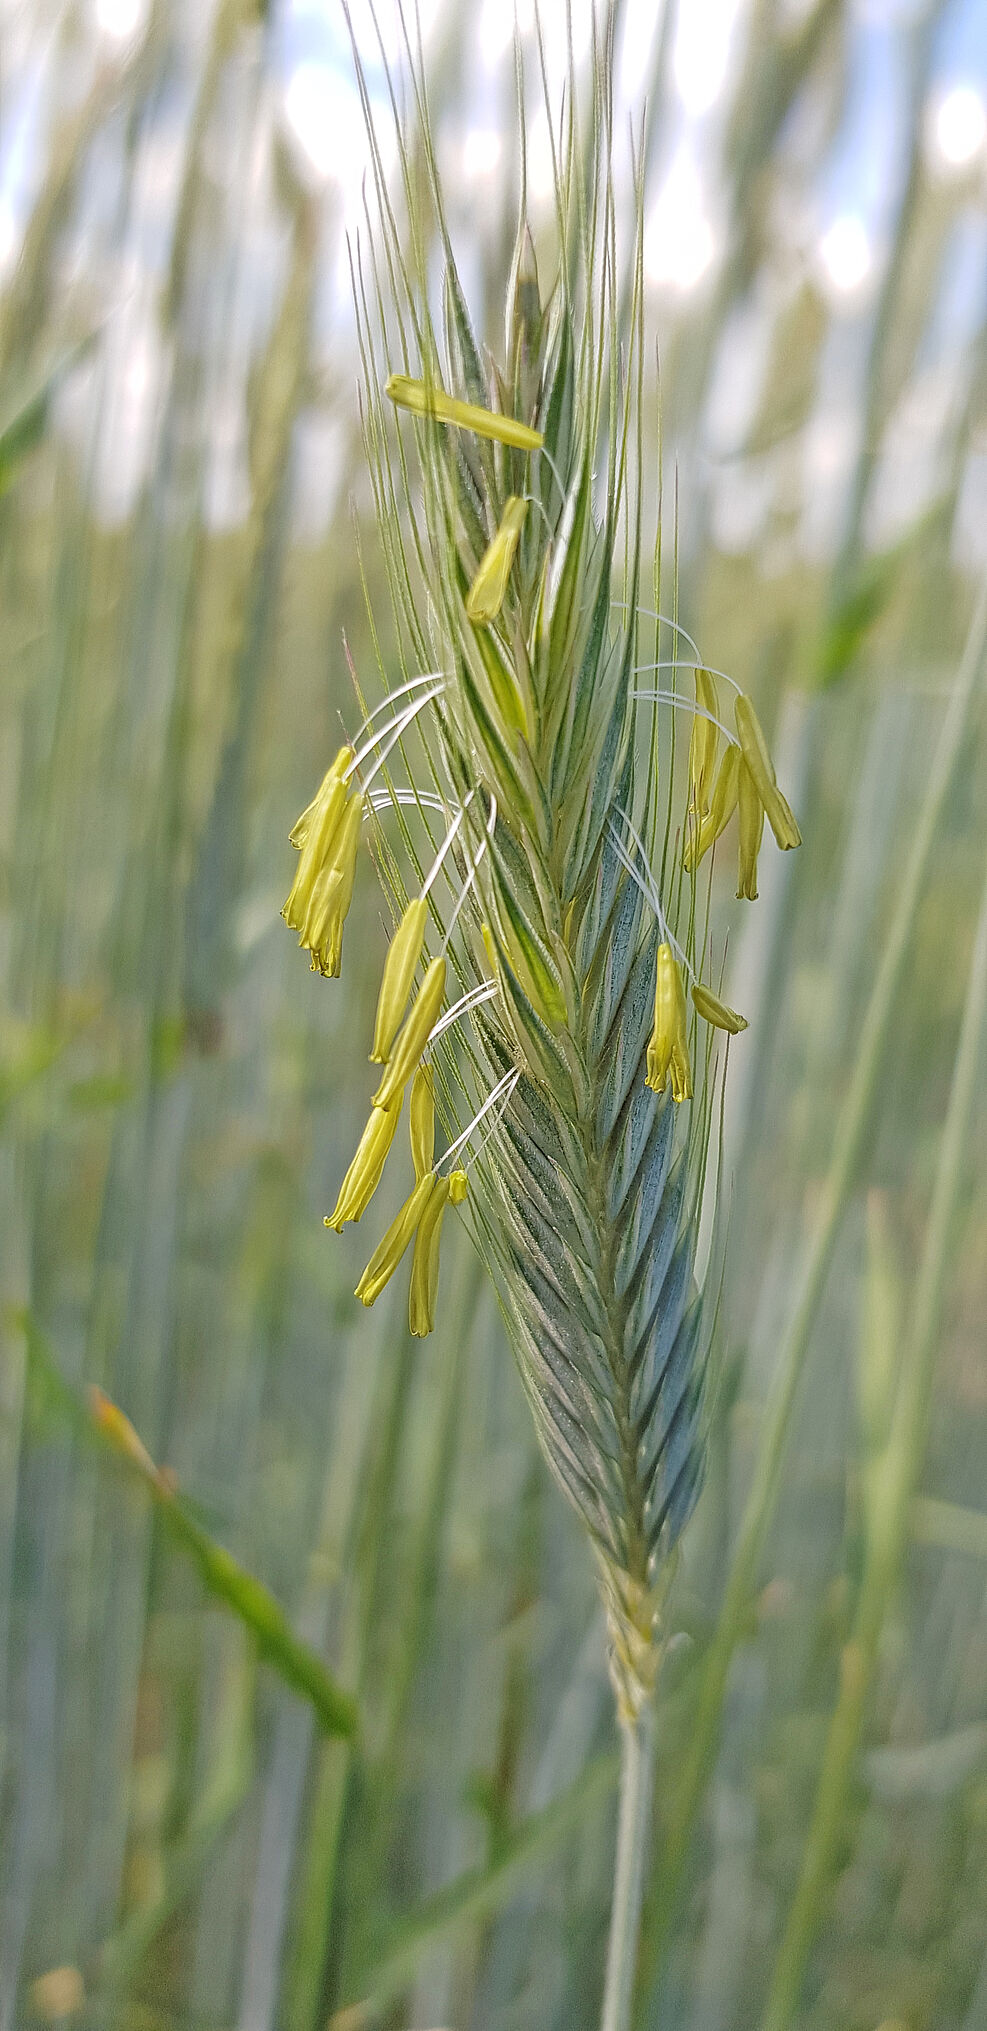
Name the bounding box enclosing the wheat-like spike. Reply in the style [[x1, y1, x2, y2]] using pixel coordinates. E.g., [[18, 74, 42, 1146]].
[[293, 10, 801, 1722]]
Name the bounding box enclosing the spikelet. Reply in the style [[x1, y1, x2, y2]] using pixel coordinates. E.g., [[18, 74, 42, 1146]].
[[281, 37, 801, 1718]]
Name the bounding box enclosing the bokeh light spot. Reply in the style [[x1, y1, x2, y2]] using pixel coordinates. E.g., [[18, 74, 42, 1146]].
[[934, 86, 987, 168], [818, 215, 872, 298], [283, 61, 367, 189], [462, 127, 502, 180], [645, 150, 716, 291], [94, 0, 145, 41]]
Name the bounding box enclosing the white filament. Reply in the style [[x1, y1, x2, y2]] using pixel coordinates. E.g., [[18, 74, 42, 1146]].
[[633, 654, 742, 697], [441, 793, 497, 952], [369, 787, 449, 815], [421, 792, 472, 901], [630, 686, 737, 744], [428, 979, 499, 1044], [347, 682, 445, 791], [350, 670, 447, 746], [607, 810, 694, 979], [440, 1068, 520, 1172]]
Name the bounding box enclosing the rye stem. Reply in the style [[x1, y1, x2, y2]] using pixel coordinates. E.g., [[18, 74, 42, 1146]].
[[601, 1708, 656, 2031]]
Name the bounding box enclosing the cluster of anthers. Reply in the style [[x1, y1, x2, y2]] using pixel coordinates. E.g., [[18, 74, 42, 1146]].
[[281, 375, 801, 1337]]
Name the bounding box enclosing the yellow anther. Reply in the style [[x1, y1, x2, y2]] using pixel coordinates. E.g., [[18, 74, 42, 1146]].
[[687, 668, 720, 822], [325, 1093, 403, 1231], [288, 745, 354, 850], [409, 1175, 452, 1336], [355, 1171, 436, 1308], [646, 943, 693, 1103], [302, 868, 344, 977], [385, 374, 544, 451], [289, 791, 362, 976], [466, 497, 528, 624], [372, 956, 447, 1111], [683, 742, 740, 872], [734, 693, 801, 850], [691, 982, 748, 1035], [409, 1063, 435, 1183], [409, 1169, 468, 1336], [371, 897, 429, 1063], [283, 776, 352, 935], [736, 756, 764, 901]]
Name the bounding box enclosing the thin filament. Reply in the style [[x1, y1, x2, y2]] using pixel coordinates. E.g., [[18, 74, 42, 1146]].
[[349, 669, 446, 746], [630, 686, 737, 745], [421, 792, 472, 900], [369, 786, 449, 815], [608, 811, 693, 978], [441, 793, 497, 952], [440, 1068, 520, 1172], [347, 682, 445, 789], [428, 978, 499, 1044], [633, 655, 743, 697]]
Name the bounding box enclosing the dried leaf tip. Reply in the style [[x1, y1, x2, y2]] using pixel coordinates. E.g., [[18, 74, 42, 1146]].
[[646, 944, 693, 1102], [466, 497, 528, 624], [385, 373, 544, 451]]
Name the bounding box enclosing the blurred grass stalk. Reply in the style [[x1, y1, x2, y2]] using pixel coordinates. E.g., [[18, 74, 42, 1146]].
[[760, 800, 987, 2030], [646, 583, 987, 1983]]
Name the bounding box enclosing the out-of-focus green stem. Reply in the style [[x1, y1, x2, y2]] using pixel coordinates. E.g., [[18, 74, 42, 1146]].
[[338, 1748, 620, 2017], [164, 0, 250, 323], [640, 584, 987, 1998], [601, 1709, 656, 2031], [760, 820, 987, 2031], [911, 1495, 987, 1561], [283, 1298, 422, 2031], [18, 1322, 359, 1742]]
